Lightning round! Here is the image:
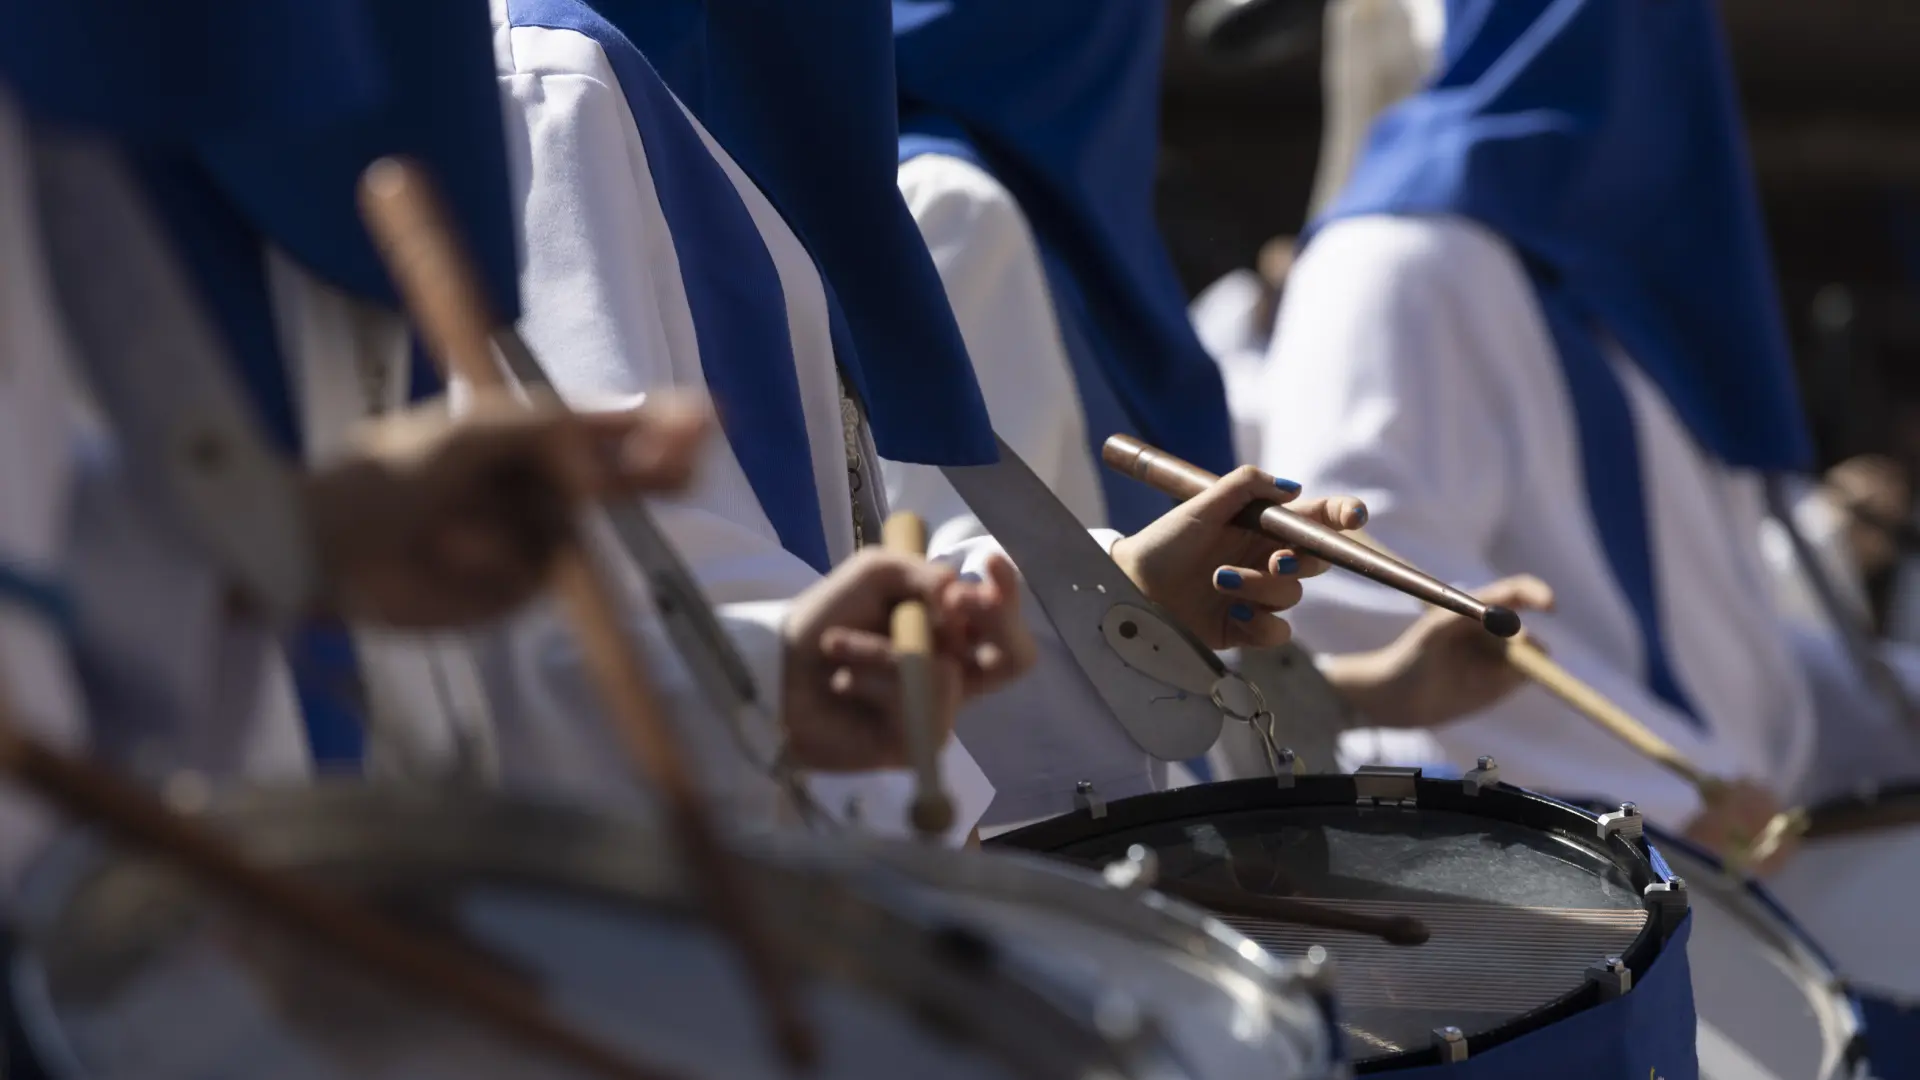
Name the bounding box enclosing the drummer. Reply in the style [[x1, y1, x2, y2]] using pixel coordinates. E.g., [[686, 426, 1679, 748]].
[[0, 0, 1039, 877], [1251, 0, 1854, 861], [886, 0, 1557, 758], [489, 0, 1399, 835]]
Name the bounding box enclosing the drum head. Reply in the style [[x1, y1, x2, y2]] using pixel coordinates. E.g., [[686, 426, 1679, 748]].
[[1648, 836, 1862, 1080], [1767, 785, 1920, 1005], [995, 773, 1670, 1071], [8, 786, 1121, 1080]]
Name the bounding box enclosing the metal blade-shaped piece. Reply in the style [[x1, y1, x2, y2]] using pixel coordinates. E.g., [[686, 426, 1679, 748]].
[[943, 439, 1226, 761]]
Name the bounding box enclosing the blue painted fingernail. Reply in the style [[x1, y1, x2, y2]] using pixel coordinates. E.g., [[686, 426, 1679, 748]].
[[1275, 554, 1299, 575], [958, 571, 983, 584], [1274, 477, 1303, 494], [1353, 504, 1369, 526], [1229, 602, 1256, 623], [1214, 568, 1243, 590]]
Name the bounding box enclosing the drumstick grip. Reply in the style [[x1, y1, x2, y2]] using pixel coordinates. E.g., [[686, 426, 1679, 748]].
[[1342, 529, 1723, 799], [881, 513, 955, 839], [357, 157, 815, 1067], [1101, 436, 1520, 637]]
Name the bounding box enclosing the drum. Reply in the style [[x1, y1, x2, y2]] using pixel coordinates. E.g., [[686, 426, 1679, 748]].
[[1636, 826, 1866, 1080], [6, 783, 1340, 1080], [1765, 784, 1920, 1077], [994, 767, 1698, 1074]]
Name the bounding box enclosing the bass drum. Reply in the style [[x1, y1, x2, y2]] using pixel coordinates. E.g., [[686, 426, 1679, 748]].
[[1765, 784, 1920, 1077], [995, 768, 1696, 1074], [5, 783, 1340, 1080], [1637, 825, 1867, 1079]]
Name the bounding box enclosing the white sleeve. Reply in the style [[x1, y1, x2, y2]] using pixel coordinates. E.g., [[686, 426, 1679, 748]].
[[888, 155, 1109, 549], [1263, 218, 1708, 826]]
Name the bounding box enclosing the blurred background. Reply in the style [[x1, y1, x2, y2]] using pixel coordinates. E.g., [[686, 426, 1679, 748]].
[[1154, 0, 1920, 480]]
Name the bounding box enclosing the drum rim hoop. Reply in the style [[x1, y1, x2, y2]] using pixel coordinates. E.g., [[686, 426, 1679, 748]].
[[991, 773, 1673, 1071], [3, 782, 1176, 1080]]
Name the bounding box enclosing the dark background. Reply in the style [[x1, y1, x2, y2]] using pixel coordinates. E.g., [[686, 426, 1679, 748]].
[[1153, 0, 1920, 470]]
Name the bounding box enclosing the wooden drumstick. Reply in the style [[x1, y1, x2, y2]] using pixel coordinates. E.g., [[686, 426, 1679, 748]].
[[1501, 635, 1718, 793], [880, 513, 956, 839], [357, 158, 816, 1068], [1346, 529, 1726, 801], [1101, 435, 1521, 638], [0, 698, 671, 1080]]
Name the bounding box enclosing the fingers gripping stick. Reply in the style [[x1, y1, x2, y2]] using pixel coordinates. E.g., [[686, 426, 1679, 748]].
[[1100, 435, 1520, 637], [880, 513, 956, 839], [357, 157, 816, 1068]]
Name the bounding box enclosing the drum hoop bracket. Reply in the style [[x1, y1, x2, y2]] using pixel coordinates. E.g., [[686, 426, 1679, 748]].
[[1353, 765, 1421, 807], [1596, 802, 1645, 843], [1643, 877, 1691, 939]]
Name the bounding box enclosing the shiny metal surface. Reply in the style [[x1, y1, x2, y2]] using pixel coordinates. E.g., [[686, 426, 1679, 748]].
[[995, 774, 1674, 1070], [1653, 837, 1864, 1080], [11, 784, 1339, 1080]]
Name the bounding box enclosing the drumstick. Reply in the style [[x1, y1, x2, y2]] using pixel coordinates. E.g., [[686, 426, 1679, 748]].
[[357, 158, 815, 1068], [1157, 880, 1430, 947], [1101, 436, 1521, 638], [0, 701, 670, 1080], [879, 513, 955, 839], [1343, 530, 1726, 800]]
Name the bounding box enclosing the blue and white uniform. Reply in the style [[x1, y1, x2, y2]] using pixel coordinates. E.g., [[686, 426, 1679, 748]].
[[494, 0, 1193, 831], [0, 1, 859, 881], [1255, 0, 1826, 828]]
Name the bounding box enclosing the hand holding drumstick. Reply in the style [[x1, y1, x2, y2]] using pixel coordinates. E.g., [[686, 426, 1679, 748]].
[[1100, 435, 1799, 872], [358, 157, 813, 1066]]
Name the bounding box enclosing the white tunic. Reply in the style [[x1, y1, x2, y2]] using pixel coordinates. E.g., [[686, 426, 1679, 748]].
[[494, 17, 1166, 830], [1258, 214, 1817, 828], [891, 153, 1107, 541]]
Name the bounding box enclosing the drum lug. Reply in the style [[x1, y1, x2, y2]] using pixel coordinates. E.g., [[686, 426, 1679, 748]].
[[1460, 756, 1500, 795], [1272, 747, 1297, 789], [1585, 955, 1633, 1000], [1074, 780, 1108, 819], [1432, 1025, 1469, 1064], [1354, 765, 1421, 807], [1643, 877, 1690, 938], [1596, 802, 1644, 843]]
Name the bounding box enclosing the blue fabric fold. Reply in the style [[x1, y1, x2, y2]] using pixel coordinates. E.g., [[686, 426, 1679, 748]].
[[510, 0, 832, 573], [892, 0, 1237, 507], [0, 562, 72, 635], [1317, 0, 1810, 725], [536, 0, 997, 469]]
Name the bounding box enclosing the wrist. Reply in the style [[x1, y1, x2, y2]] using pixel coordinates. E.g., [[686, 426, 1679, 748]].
[[1317, 649, 1403, 726]]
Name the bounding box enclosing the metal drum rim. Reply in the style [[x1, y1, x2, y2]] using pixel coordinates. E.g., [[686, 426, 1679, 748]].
[[990, 772, 1676, 1072], [7, 780, 1178, 1080], [1800, 782, 1920, 840], [1640, 824, 1869, 1080]]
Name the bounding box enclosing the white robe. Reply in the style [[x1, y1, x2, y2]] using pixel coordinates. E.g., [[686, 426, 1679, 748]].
[[1257, 214, 1818, 828], [493, 16, 1167, 831], [891, 153, 1108, 541]]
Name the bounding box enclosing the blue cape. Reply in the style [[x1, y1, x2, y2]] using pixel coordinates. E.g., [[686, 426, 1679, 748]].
[[529, 0, 997, 472], [893, 0, 1238, 532], [1319, 0, 1812, 723]]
